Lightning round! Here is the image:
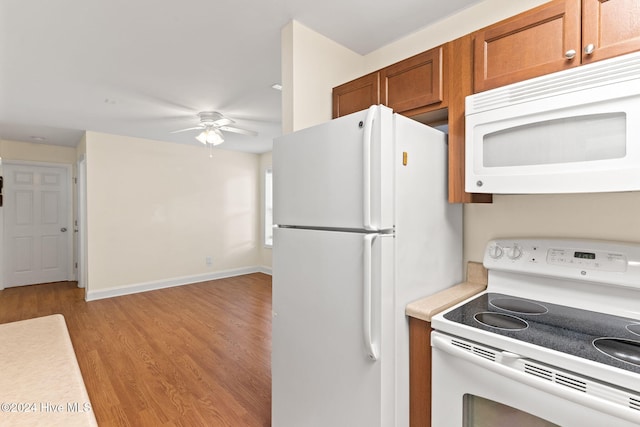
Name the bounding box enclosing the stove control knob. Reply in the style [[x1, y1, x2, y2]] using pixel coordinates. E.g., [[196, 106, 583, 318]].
[[506, 244, 523, 260], [488, 244, 504, 259]]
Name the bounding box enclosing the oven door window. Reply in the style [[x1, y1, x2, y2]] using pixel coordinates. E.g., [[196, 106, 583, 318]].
[[464, 394, 559, 427]]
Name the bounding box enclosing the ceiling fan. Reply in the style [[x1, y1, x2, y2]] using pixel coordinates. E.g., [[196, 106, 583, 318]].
[[170, 111, 258, 145]]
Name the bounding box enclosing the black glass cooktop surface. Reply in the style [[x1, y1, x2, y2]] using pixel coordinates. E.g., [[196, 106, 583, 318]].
[[444, 293, 640, 375]]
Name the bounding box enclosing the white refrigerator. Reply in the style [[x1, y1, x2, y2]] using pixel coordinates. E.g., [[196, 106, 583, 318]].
[[271, 105, 462, 427]]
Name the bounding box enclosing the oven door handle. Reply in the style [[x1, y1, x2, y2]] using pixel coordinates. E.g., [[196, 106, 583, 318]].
[[432, 333, 640, 425]]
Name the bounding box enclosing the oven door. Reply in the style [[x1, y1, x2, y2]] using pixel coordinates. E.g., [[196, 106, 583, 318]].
[[431, 332, 640, 427]]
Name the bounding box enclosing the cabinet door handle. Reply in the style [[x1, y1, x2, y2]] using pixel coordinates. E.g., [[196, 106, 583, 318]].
[[584, 44, 595, 55], [564, 49, 577, 59]]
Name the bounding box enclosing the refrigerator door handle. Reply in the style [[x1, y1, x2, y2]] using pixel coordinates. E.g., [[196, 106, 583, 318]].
[[362, 105, 377, 231], [363, 233, 379, 361]]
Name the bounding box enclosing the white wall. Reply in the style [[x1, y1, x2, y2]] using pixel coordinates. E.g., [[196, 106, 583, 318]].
[[282, 0, 640, 267], [0, 139, 77, 164], [464, 193, 640, 263], [282, 21, 366, 133], [84, 131, 261, 298]]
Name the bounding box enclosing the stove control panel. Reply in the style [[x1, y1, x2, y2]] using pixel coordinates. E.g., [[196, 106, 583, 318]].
[[484, 238, 640, 288], [546, 248, 626, 272]]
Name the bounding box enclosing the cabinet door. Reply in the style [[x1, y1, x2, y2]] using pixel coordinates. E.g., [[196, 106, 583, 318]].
[[380, 47, 444, 115], [582, 0, 640, 64], [332, 71, 379, 118], [473, 0, 581, 93], [409, 318, 432, 427]]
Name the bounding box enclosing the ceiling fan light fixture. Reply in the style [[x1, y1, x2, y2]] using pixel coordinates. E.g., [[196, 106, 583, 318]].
[[208, 128, 225, 145], [195, 130, 208, 144], [196, 127, 224, 145], [172, 111, 254, 148]]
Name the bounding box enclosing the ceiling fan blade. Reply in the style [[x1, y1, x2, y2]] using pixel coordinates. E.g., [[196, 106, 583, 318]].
[[169, 126, 204, 134], [199, 111, 234, 127], [213, 117, 234, 127], [219, 125, 258, 136]]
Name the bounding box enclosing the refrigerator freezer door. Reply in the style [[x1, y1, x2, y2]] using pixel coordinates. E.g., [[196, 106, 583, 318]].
[[272, 227, 394, 427], [273, 106, 394, 231]]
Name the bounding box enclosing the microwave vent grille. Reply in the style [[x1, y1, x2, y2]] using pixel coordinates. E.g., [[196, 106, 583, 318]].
[[468, 51, 640, 114]]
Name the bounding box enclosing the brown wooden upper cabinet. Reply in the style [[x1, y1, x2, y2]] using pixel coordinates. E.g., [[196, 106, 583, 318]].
[[332, 46, 445, 119], [332, 71, 380, 118], [380, 47, 444, 116], [582, 0, 640, 64], [473, 0, 640, 93]]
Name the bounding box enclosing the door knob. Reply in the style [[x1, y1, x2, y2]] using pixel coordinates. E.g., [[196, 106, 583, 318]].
[[564, 49, 576, 59], [61, 227, 68, 232]]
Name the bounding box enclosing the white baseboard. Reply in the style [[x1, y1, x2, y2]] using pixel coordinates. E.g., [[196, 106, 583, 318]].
[[85, 266, 269, 301], [257, 265, 272, 275]]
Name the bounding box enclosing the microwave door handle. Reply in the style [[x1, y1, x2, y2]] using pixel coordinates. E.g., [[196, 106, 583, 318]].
[[363, 233, 379, 361], [362, 105, 376, 231], [431, 334, 640, 425]]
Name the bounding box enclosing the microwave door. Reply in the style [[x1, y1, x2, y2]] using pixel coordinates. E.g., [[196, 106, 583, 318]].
[[465, 65, 640, 194]]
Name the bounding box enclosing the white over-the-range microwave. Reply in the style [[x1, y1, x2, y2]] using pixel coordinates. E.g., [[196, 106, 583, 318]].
[[465, 51, 640, 194]]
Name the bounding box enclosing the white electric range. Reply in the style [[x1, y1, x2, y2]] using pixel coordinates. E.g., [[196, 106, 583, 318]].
[[431, 238, 640, 427]]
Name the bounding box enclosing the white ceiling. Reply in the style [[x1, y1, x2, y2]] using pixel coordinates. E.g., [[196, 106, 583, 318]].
[[0, 0, 483, 154]]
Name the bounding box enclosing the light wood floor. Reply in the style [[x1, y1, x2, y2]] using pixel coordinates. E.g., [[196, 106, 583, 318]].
[[0, 273, 272, 427]]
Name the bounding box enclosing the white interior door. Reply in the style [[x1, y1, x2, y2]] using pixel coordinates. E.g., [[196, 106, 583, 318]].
[[3, 163, 71, 287]]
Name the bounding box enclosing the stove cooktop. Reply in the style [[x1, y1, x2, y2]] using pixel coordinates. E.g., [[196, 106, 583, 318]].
[[443, 292, 640, 376]]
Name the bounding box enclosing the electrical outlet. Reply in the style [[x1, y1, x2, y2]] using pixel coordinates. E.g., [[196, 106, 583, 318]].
[[205, 256, 213, 266]]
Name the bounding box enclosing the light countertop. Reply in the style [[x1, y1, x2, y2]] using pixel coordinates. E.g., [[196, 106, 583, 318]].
[[406, 262, 487, 322], [0, 314, 98, 427]]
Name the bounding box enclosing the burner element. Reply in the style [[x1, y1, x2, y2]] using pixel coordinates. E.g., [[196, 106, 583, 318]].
[[593, 338, 640, 367], [474, 312, 528, 330], [627, 324, 640, 337], [490, 298, 548, 315]]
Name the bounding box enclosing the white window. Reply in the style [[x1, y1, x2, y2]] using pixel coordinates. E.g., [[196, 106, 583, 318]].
[[264, 168, 273, 247]]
